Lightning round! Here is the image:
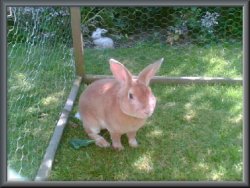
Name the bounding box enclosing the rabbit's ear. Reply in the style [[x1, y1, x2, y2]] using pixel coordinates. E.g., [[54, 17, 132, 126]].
[[109, 59, 132, 85], [138, 58, 164, 86]]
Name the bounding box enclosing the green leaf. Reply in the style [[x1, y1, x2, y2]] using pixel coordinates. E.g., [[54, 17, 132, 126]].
[[69, 139, 95, 149]]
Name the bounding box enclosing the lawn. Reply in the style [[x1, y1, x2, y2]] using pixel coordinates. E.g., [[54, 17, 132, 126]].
[[49, 84, 242, 181], [7, 43, 75, 179], [83, 41, 242, 78], [48, 41, 243, 181]]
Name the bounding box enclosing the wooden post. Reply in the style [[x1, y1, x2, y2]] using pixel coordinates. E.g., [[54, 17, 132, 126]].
[[70, 7, 85, 78]]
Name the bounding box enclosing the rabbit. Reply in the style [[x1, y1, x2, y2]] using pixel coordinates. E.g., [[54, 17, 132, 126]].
[[78, 58, 164, 150], [91, 28, 114, 48]]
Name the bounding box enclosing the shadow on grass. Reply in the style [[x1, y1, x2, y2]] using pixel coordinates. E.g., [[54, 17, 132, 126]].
[[49, 83, 243, 181]]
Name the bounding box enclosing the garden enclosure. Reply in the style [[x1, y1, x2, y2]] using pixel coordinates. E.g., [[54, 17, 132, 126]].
[[7, 6, 243, 181]]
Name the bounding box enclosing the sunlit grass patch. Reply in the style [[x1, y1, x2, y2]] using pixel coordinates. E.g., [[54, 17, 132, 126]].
[[8, 41, 243, 181], [50, 84, 243, 181]]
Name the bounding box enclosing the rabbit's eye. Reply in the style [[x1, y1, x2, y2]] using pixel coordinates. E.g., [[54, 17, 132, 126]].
[[128, 93, 134, 100]]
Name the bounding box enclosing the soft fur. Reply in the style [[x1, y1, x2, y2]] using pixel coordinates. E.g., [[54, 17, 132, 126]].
[[91, 28, 114, 48], [79, 58, 163, 150]]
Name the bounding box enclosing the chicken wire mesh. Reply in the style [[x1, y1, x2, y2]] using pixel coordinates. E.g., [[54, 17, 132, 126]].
[[7, 6, 242, 180], [7, 7, 75, 180], [80, 7, 242, 78]]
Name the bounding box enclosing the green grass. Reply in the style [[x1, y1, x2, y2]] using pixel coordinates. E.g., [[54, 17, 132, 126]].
[[7, 41, 243, 181], [8, 43, 75, 179], [49, 84, 242, 181], [47, 41, 243, 181], [84, 41, 242, 78]]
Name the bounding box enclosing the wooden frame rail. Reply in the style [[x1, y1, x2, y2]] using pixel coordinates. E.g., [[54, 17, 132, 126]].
[[84, 74, 242, 85]]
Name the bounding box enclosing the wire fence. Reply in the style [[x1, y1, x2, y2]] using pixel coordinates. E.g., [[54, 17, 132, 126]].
[[7, 7, 75, 180], [7, 6, 242, 180], [78, 7, 242, 78]]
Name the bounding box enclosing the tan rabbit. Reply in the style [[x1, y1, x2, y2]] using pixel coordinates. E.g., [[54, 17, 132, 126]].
[[79, 58, 163, 150]]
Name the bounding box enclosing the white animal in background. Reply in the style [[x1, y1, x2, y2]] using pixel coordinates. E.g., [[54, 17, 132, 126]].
[[91, 28, 114, 48]]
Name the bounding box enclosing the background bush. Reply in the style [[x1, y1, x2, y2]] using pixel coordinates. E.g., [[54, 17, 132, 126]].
[[8, 6, 242, 47], [7, 7, 72, 45]]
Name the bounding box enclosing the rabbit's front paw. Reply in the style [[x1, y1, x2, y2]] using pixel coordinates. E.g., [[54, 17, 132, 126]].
[[129, 139, 138, 148], [96, 138, 110, 148], [112, 143, 124, 151]]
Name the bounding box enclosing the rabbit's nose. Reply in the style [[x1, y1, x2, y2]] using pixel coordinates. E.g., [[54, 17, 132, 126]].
[[143, 110, 152, 116]]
